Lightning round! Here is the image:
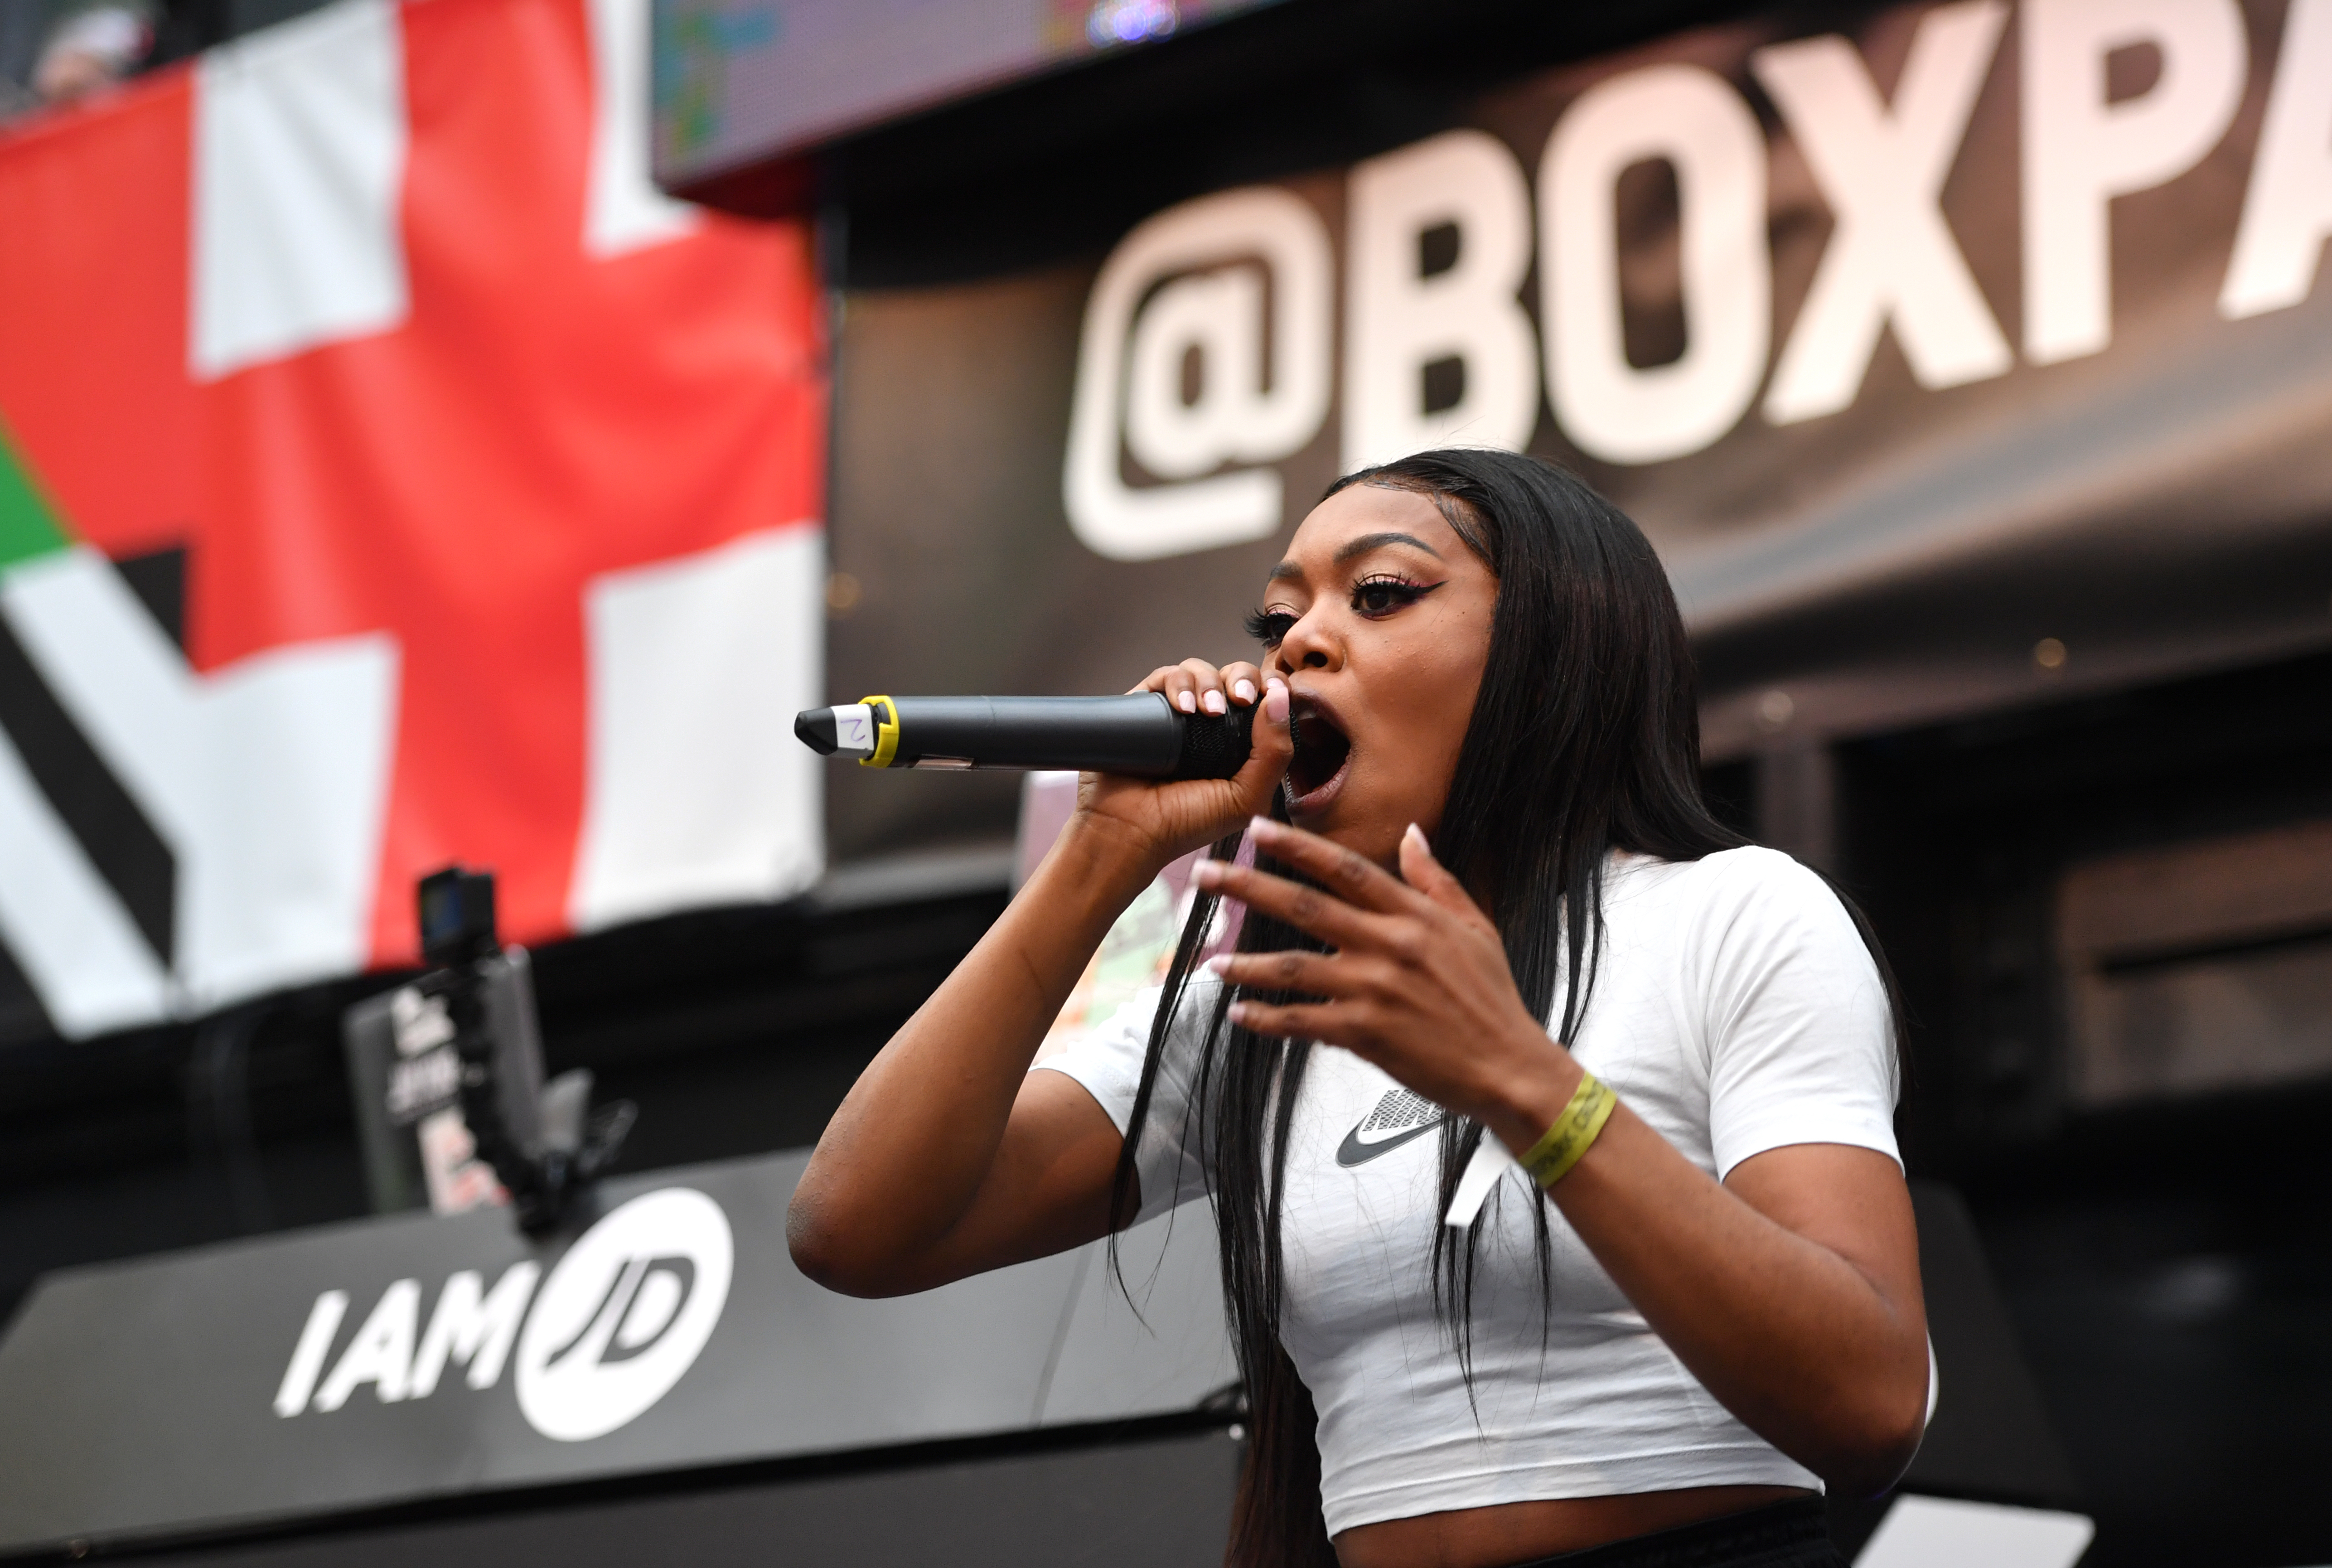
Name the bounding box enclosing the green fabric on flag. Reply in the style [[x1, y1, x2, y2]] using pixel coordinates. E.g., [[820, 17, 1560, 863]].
[[0, 422, 70, 571]]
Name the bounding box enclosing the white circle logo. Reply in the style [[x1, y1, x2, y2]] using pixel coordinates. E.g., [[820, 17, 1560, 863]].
[[514, 1188, 732, 1442]]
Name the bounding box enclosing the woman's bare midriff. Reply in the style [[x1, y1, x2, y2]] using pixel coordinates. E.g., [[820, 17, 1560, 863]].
[[1333, 1484, 1814, 1568]]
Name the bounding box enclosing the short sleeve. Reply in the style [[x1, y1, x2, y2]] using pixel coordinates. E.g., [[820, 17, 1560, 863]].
[[1034, 979, 1216, 1222], [1692, 850, 1901, 1178]]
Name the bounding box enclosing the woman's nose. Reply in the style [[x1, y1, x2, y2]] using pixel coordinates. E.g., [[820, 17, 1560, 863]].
[[1276, 613, 1338, 673]]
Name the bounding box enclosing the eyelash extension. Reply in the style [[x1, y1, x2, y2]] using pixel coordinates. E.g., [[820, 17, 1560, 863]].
[[1245, 606, 1297, 648], [1245, 576, 1446, 647], [1350, 574, 1444, 617]]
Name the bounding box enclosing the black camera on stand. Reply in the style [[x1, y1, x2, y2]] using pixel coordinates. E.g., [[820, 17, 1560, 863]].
[[343, 867, 632, 1234]]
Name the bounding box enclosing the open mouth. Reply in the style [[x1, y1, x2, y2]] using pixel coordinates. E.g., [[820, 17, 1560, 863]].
[[1286, 697, 1353, 807]]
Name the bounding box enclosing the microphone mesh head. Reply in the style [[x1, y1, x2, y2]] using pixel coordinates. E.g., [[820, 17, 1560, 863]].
[[1170, 704, 1256, 781]]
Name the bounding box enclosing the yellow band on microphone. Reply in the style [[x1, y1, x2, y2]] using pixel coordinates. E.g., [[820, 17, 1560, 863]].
[[1517, 1070, 1617, 1189], [859, 695, 900, 768]]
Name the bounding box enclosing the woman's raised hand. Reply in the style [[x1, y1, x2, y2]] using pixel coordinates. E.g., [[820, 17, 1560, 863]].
[[1193, 817, 1578, 1145], [1074, 659, 1292, 875]]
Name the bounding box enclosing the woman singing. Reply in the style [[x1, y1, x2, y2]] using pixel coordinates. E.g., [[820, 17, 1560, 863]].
[[789, 450, 1927, 1568]]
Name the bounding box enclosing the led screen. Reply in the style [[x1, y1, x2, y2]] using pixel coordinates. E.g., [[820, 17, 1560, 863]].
[[653, 0, 1284, 185]]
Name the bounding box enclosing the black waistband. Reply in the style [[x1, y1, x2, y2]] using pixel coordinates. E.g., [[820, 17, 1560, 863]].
[[1500, 1497, 1839, 1568]]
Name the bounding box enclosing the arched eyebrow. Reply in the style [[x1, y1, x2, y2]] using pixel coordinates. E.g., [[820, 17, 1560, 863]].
[[1267, 531, 1445, 581]]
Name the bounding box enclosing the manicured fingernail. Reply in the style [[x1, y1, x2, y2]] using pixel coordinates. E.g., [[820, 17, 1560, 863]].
[[1233, 679, 1257, 704], [1176, 690, 1197, 713], [1227, 1001, 1252, 1026], [1249, 815, 1281, 839], [1406, 823, 1429, 853], [1191, 860, 1224, 889], [1264, 681, 1288, 723], [1202, 953, 1233, 977], [1203, 689, 1228, 715]]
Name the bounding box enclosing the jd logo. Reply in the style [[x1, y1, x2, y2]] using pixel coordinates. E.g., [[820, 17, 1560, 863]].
[[514, 1187, 732, 1441], [272, 1187, 732, 1442]]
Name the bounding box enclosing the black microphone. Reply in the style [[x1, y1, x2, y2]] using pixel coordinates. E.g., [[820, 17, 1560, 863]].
[[793, 694, 1256, 779]]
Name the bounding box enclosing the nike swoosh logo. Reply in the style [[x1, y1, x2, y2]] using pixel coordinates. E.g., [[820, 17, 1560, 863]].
[[1335, 1117, 1443, 1167]]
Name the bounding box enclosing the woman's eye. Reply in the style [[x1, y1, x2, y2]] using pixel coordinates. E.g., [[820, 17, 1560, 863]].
[[1244, 607, 1297, 648], [1351, 577, 1431, 617]]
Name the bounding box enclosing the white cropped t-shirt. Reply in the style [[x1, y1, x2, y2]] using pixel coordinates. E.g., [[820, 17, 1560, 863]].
[[1038, 846, 1900, 1538]]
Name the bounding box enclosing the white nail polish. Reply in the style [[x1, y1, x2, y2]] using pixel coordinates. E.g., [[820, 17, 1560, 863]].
[[1234, 680, 1258, 703], [1204, 690, 1228, 715], [1177, 691, 1196, 713], [1203, 954, 1232, 977]]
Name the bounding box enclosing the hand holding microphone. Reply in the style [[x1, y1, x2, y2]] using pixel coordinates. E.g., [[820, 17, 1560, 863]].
[[1086, 659, 1293, 871]]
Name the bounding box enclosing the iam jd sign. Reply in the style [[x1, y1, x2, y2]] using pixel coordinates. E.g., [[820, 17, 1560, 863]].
[[0, 1151, 1234, 1554], [270, 1187, 735, 1442]]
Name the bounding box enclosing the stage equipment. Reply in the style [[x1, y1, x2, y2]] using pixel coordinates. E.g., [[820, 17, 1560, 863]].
[[342, 869, 632, 1232], [796, 694, 1254, 778]]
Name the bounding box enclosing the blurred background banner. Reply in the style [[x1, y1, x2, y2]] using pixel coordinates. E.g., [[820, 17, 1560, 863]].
[[816, 0, 2332, 863], [0, 0, 828, 1040]]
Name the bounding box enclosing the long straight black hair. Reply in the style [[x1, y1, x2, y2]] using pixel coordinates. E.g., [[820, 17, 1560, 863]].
[[1106, 450, 1901, 1568]]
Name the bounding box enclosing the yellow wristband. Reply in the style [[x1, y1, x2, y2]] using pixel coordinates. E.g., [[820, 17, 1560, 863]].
[[1517, 1070, 1617, 1189]]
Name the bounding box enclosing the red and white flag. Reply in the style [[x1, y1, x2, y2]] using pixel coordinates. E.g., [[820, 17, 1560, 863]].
[[0, 0, 827, 1038]]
